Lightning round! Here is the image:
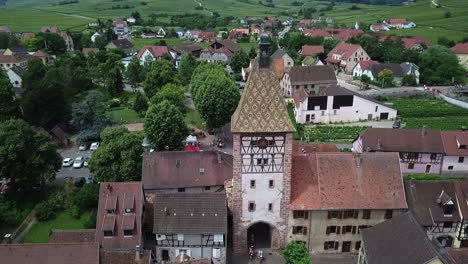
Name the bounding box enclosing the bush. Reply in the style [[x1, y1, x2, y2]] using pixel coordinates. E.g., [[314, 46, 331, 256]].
[[73, 184, 99, 214], [283, 242, 311, 264], [35, 202, 57, 221], [133, 92, 148, 115], [403, 173, 443, 181], [108, 98, 121, 108], [402, 74, 417, 86], [84, 210, 97, 229], [0, 201, 28, 226]]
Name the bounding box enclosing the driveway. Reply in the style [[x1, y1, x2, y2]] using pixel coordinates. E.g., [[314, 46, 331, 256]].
[[55, 146, 92, 184]]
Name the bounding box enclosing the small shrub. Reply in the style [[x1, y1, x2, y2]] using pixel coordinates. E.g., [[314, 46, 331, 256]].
[[108, 98, 121, 108], [403, 173, 443, 181], [35, 202, 57, 221], [70, 206, 81, 219], [0, 201, 28, 226], [283, 242, 311, 264], [341, 147, 352, 152], [402, 74, 417, 86]]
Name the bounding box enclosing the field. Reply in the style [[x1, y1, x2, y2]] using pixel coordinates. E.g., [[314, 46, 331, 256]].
[[304, 126, 368, 142]]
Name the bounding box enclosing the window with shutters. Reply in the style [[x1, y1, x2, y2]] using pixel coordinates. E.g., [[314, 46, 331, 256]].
[[328, 211, 341, 219], [362, 210, 371, 219], [324, 241, 335, 250], [293, 211, 308, 219], [384, 209, 393, 219], [326, 226, 340, 235], [342, 225, 353, 234]]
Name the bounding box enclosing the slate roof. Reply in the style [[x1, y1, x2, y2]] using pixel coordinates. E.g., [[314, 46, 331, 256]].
[[357, 128, 444, 153], [361, 212, 452, 264], [48, 229, 96, 243], [231, 59, 295, 133], [153, 193, 227, 234], [0, 243, 99, 264], [171, 43, 203, 54], [301, 45, 324, 56], [142, 151, 233, 190], [288, 65, 336, 84], [96, 182, 144, 250], [452, 43, 468, 54], [404, 181, 461, 226], [111, 39, 133, 49], [441, 131, 468, 156], [100, 249, 152, 264], [271, 49, 286, 59], [290, 152, 407, 210]]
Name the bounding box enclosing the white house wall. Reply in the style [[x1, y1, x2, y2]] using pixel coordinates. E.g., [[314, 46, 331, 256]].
[[441, 155, 468, 175], [6, 70, 21, 88]]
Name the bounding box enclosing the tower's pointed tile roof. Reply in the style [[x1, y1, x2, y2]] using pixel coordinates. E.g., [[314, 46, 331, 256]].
[[231, 60, 295, 133]]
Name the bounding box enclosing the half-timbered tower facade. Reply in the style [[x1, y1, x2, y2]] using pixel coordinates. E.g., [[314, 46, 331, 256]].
[[231, 34, 296, 254]]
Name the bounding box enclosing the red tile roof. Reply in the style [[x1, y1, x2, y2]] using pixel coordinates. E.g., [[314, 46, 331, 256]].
[[290, 152, 407, 210], [453, 180, 468, 222], [357, 60, 379, 71], [100, 249, 152, 264], [48, 229, 95, 243], [198, 31, 215, 41], [452, 42, 468, 54], [441, 131, 468, 156], [301, 45, 324, 56], [370, 24, 388, 31], [0, 243, 99, 264], [41, 26, 60, 33], [113, 18, 128, 27], [20, 33, 35, 42], [136, 46, 171, 59], [33, 50, 49, 58], [397, 36, 430, 49], [142, 151, 233, 190], [389, 18, 407, 24], [96, 182, 144, 250], [303, 28, 364, 41], [299, 19, 312, 25], [292, 141, 338, 154], [273, 58, 285, 78], [327, 42, 362, 61], [292, 87, 308, 106]]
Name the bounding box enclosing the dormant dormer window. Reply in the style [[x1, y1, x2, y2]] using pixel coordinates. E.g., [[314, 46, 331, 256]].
[[124, 193, 135, 214], [123, 214, 135, 237], [105, 195, 117, 214], [437, 190, 455, 216], [103, 215, 116, 237], [199, 168, 205, 174]]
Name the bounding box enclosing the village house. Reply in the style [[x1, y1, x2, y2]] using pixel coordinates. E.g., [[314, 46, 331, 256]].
[[454, 181, 468, 248], [112, 18, 130, 40], [41, 27, 74, 51], [105, 39, 134, 55], [157, 27, 167, 38], [289, 152, 407, 254], [301, 56, 324, 66], [405, 180, 468, 248], [184, 30, 200, 40], [361, 63, 406, 85], [229, 28, 250, 40], [385, 18, 407, 29], [452, 42, 468, 69], [400, 62, 420, 84], [6, 65, 25, 89], [141, 31, 156, 39], [271, 49, 294, 77], [196, 31, 216, 42], [88, 20, 99, 27], [352, 60, 379, 78], [327, 43, 370, 73], [200, 40, 240, 64], [303, 28, 365, 41], [359, 212, 454, 264], [136, 45, 175, 65], [353, 128, 445, 175], [171, 43, 204, 67], [402, 21, 417, 29], [300, 45, 324, 57], [152, 193, 227, 264], [280, 65, 337, 97], [32, 50, 50, 65], [0, 47, 32, 71], [398, 36, 430, 50], [293, 84, 397, 124], [126, 17, 136, 24], [251, 24, 261, 35], [369, 24, 389, 32], [142, 151, 232, 194], [0, 26, 11, 34], [441, 131, 468, 175], [20, 32, 35, 43], [175, 29, 185, 38]]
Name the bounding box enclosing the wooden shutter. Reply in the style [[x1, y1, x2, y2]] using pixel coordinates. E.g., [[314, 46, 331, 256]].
[[326, 226, 330, 235], [352, 226, 356, 234], [304, 211, 308, 219], [334, 241, 339, 250], [337, 226, 341, 234], [303, 227, 308, 235], [354, 210, 358, 219], [327, 211, 332, 219], [324, 242, 327, 250]]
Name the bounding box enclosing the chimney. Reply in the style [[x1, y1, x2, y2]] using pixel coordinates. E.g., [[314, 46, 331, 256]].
[[421, 125, 427, 137], [301, 148, 306, 153], [135, 245, 141, 261]]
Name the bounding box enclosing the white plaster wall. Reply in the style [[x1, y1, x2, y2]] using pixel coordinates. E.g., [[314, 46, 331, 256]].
[[241, 172, 284, 224], [156, 246, 226, 263], [139, 49, 154, 65], [441, 155, 468, 175], [353, 64, 363, 78], [280, 73, 292, 97], [6, 70, 21, 88]]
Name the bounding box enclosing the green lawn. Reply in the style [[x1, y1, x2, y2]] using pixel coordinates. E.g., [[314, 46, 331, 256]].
[[184, 107, 205, 129], [106, 107, 144, 124], [21, 210, 91, 243]]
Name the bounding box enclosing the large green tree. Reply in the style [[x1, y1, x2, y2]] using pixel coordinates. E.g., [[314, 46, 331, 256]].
[[36, 32, 67, 55], [193, 68, 240, 129], [419, 45, 466, 85], [151, 83, 186, 113], [133, 92, 149, 115], [230, 49, 250, 73], [21, 59, 47, 92], [97, 53, 124, 97], [179, 53, 199, 84], [0, 119, 61, 192], [283, 242, 312, 264], [125, 56, 143, 91], [0, 69, 21, 121], [144, 100, 189, 151], [88, 127, 144, 182], [190, 63, 230, 102], [143, 59, 179, 98]]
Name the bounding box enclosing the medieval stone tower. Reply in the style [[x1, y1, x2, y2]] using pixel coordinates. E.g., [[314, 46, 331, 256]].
[[230, 34, 295, 254]]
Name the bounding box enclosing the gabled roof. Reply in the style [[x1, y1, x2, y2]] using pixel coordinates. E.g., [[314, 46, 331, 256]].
[[20, 33, 35, 42], [41, 26, 60, 33], [0, 243, 99, 264], [49, 229, 96, 243], [441, 131, 468, 156], [405, 181, 461, 226], [273, 58, 285, 78], [153, 193, 227, 234], [397, 36, 430, 49], [288, 65, 336, 84], [231, 59, 295, 133], [368, 63, 405, 78], [171, 43, 203, 54], [292, 141, 337, 154], [33, 50, 49, 58], [271, 48, 286, 59], [100, 249, 152, 264], [448, 248, 468, 264], [452, 43, 468, 54], [361, 212, 452, 264], [370, 24, 388, 31], [110, 39, 133, 49], [291, 152, 407, 210], [136, 46, 171, 59], [453, 180, 468, 221], [213, 39, 241, 53], [300, 45, 324, 56], [8, 65, 26, 76], [198, 31, 215, 40], [96, 182, 144, 250], [327, 42, 363, 61], [388, 18, 407, 24], [400, 62, 419, 73], [357, 128, 444, 153], [356, 60, 378, 71], [293, 87, 308, 106], [113, 18, 128, 27], [303, 28, 364, 41], [142, 151, 233, 190]]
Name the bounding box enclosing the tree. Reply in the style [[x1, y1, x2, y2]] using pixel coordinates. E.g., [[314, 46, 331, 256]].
[[72, 183, 99, 214], [360, 74, 370, 84], [71, 90, 104, 130], [0, 32, 9, 49], [445, 11, 452, 18], [37, 32, 67, 55], [437, 36, 456, 48], [126, 56, 143, 90], [23, 37, 41, 51], [93, 35, 108, 50], [419, 45, 466, 85], [168, 28, 178, 38], [77, 115, 114, 143], [283, 242, 312, 264], [21, 59, 47, 92], [378, 69, 394, 87], [230, 49, 250, 73], [179, 53, 199, 84], [144, 59, 179, 98], [99, 53, 124, 96], [144, 100, 189, 151], [89, 127, 144, 182], [151, 83, 186, 112], [0, 119, 61, 192], [323, 38, 341, 53], [133, 92, 148, 115], [402, 74, 418, 86], [190, 63, 230, 102], [0, 69, 21, 121], [193, 71, 240, 129], [248, 46, 257, 59]]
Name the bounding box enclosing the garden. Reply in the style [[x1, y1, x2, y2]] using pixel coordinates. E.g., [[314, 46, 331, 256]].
[[303, 126, 368, 142]]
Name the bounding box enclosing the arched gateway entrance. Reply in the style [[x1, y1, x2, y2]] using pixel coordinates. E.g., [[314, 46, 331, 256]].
[[247, 222, 272, 249]]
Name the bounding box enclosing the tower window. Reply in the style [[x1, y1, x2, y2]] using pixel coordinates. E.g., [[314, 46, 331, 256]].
[[257, 158, 268, 165], [250, 180, 256, 188], [268, 203, 273, 211], [248, 202, 256, 212], [269, 180, 274, 188]]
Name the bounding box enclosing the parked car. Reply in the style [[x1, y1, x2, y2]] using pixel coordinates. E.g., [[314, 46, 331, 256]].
[[79, 143, 89, 151], [86, 175, 94, 184], [90, 142, 100, 151], [392, 120, 401, 129], [74, 177, 86, 187], [84, 157, 90, 167], [0, 178, 11, 194], [73, 156, 84, 168], [62, 158, 74, 167]]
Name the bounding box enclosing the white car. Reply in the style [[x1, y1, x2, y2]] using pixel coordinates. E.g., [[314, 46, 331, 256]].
[[90, 142, 100, 151], [73, 156, 84, 168], [84, 157, 90, 167], [62, 158, 74, 167]]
